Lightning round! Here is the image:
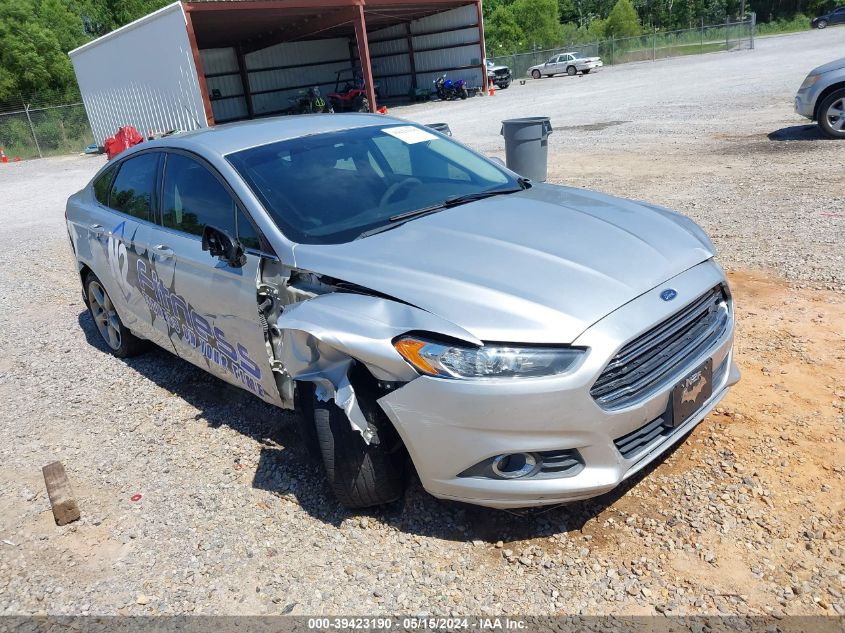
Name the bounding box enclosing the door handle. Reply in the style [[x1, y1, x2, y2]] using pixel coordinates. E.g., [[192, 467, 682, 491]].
[[152, 244, 173, 258], [90, 223, 103, 230]]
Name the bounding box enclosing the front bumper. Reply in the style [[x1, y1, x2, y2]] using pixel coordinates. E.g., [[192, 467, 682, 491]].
[[378, 260, 738, 509]]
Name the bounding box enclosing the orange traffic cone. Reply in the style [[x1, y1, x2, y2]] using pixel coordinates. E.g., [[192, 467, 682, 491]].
[[488, 85, 495, 96], [0, 147, 7, 164], [377, 105, 388, 115]]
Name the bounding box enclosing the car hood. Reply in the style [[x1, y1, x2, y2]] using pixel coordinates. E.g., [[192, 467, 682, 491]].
[[292, 185, 714, 344], [811, 57, 845, 74]]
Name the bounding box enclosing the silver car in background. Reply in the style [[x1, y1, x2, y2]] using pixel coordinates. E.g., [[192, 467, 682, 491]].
[[65, 114, 738, 510], [795, 56, 845, 138], [528, 52, 603, 79]]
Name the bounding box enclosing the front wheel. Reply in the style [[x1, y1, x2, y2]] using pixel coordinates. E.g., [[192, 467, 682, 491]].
[[567, 65, 577, 76], [85, 273, 148, 358], [531, 69, 541, 79], [356, 96, 370, 112], [816, 19, 828, 28], [498, 79, 511, 89], [460, 87, 468, 99], [311, 385, 406, 508], [818, 89, 845, 139]]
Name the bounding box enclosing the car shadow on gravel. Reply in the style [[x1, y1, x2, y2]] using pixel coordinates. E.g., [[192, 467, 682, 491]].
[[767, 124, 827, 141], [79, 307, 690, 542]]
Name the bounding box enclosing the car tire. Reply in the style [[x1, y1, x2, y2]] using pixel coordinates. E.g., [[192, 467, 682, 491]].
[[295, 382, 321, 457], [499, 80, 510, 89], [311, 382, 406, 508], [582, 69, 591, 74], [567, 66, 577, 76], [531, 69, 541, 79], [460, 87, 468, 99], [816, 19, 828, 28], [356, 96, 370, 112], [84, 273, 148, 358], [818, 89, 845, 139]]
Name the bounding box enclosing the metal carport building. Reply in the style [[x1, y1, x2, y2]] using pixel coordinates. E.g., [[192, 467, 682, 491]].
[[70, 0, 488, 142]]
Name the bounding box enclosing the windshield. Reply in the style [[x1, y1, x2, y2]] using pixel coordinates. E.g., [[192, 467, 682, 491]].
[[227, 124, 519, 244]]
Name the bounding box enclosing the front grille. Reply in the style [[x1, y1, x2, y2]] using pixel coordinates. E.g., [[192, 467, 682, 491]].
[[614, 355, 730, 460], [591, 286, 729, 410]]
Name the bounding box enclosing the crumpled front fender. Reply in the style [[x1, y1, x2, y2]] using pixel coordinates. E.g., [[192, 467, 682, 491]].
[[273, 292, 480, 441]]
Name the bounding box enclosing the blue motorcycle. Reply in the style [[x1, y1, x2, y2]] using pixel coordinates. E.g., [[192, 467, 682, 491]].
[[434, 74, 469, 101]]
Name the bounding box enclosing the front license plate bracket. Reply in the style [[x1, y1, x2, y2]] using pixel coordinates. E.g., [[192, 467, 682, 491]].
[[668, 358, 713, 428]]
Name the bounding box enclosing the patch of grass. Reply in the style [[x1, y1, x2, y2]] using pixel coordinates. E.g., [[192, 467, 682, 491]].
[[756, 14, 811, 36]]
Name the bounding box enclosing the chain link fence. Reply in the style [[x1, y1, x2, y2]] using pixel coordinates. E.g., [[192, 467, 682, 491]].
[[0, 97, 95, 161], [491, 15, 756, 80]]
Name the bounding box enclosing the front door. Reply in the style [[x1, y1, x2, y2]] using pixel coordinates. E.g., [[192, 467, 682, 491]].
[[145, 151, 281, 406]]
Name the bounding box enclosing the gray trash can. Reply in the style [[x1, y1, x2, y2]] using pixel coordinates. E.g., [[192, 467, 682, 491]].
[[500, 117, 553, 182]]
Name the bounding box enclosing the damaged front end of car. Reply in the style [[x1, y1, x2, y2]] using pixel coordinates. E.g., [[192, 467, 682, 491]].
[[255, 257, 480, 444]]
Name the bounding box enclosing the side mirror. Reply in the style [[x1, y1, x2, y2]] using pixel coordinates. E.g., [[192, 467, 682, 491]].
[[202, 225, 245, 268]]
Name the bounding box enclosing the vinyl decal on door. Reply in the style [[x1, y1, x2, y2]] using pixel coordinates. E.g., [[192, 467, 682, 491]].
[[101, 220, 266, 399], [135, 258, 266, 398]]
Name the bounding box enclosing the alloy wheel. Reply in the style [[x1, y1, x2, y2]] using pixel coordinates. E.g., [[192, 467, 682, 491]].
[[825, 97, 845, 133], [88, 280, 122, 351]]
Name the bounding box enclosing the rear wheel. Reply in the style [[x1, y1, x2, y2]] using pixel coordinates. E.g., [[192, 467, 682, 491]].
[[531, 69, 541, 79], [818, 89, 845, 139], [85, 273, 148, 358], [567, 65, 577, 76], [582, 69, 591, 74], [311, 379, 406, 508]]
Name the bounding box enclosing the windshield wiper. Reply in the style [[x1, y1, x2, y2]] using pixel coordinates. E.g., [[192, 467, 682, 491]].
[[356, 182, 529, 240]]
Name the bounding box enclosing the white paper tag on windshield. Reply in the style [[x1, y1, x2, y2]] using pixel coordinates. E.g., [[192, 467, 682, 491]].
[[383, 125, 437, 144]]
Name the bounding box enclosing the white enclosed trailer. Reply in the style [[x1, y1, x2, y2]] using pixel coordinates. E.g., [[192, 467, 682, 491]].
[[69, 2, 210, 144]]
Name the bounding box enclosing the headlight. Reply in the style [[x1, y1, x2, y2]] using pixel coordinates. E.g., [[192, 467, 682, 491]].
[[393, 336, 585, 379], [799, 74, 820, 91]]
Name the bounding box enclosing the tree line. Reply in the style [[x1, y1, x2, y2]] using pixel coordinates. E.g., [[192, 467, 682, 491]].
[[483, 0, 836, 55]]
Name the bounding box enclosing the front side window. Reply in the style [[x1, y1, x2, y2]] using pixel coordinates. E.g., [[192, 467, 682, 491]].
[[109, 153, 159, 221], [227, 124, 518, 245], [161, 154, 235, 237]]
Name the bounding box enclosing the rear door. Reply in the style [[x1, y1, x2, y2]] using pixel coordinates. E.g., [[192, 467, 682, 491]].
[[145, 150, 281, 405], [80, 151, 175, 351]]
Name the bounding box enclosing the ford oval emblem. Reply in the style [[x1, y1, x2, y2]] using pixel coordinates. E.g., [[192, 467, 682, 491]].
[[660, 289, 678, 302]]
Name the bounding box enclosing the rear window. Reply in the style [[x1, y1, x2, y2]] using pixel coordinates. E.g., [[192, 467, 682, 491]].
[[110, 153, 159, 221], [93, 165, 117, 205]]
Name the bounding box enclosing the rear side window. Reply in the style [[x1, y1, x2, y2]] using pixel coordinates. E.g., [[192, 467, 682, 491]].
[[93, 165, 116, 205], [162, 154, 235, 237], [110, 153, 159, 221]]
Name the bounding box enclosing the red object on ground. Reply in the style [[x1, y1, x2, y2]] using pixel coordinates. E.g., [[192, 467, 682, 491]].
[[130, 493, 143, 502], [0, 147, 7, 163], [377, 105, 388, 114], [13, 156, 21, 162], [104, 126, 144, 160]]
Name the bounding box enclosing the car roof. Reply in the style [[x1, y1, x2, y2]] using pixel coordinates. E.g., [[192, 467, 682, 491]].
[[140, 113, 402, 156]]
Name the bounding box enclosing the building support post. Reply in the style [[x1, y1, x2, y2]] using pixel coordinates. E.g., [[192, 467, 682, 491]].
[[353, 3, 377, 112], [405, 23, 417, 90], [184, 10, 215, 126], [475, 0, 488, 94], [237, 44, 255, 119]]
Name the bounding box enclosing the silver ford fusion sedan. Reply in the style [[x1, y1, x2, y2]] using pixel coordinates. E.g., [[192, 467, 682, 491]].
[[65, 114, 739, 509]]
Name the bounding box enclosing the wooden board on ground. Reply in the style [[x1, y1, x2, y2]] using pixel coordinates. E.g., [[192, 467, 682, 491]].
[[41, 461, 80, 526]]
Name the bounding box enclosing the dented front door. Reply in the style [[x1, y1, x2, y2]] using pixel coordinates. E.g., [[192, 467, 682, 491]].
[[142, 151, 281, 405]]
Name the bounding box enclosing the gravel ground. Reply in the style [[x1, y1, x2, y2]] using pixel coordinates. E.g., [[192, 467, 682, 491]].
[[1, 30, 843, 618]]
